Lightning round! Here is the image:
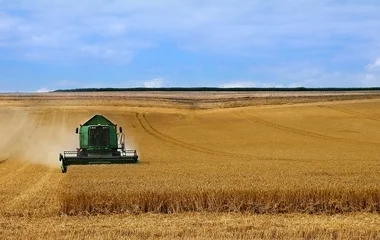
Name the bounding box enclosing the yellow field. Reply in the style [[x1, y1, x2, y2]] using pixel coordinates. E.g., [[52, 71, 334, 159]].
[[1, 92, 380, 239]]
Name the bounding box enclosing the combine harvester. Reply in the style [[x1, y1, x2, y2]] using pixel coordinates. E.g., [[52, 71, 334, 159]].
[[59, 115, 138, 173]]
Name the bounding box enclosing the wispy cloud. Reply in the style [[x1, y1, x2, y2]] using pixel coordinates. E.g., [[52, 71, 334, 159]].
[[221, 81, 256, 88], [362, 58, 380, 86], [36, 87, 51, 93], [361, 73, 380, 87], [221, 80, 303, 88], [144, 78, 164, 88], [1, 1, 380, 90], [366, 58, 380, 71], [1, 1, 379, 61]]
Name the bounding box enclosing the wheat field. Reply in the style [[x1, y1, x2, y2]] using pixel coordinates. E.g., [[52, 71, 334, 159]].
[[1, 92, 380, 239]]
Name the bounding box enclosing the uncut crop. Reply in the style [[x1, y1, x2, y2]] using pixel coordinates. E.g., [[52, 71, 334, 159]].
[[58, 103, 380, 215], [1, 93, 380, 239]]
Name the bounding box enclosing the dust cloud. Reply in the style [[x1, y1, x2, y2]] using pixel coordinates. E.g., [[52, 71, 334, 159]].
[[2, 110, 138, 168], [19, 112, 78, 169], [26, 128, 77, 168]]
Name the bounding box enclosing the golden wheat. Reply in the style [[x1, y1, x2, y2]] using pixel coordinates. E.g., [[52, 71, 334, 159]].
[[1, 213, 380, 239], [60, 188, 380, 215], [1, 92, 380, 238]]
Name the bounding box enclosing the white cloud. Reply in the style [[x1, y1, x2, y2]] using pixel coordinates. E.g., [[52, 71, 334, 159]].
[[362, 73, 380, 87], [221, 81, 256, 88], [144, 78, 164, 88], [0, 12, 19, 31], [106, 23, 127, 36], [1, 1, 380, 89], [366, 58, 380, 71], [360, 59, 380, 86], [36, 87, 51, 93], [23, 51, 53, 61], [221, 80, 307, 88], [0, 0, 379, 62], [78, 44, 134, 63], [260, 83, 285, 88]]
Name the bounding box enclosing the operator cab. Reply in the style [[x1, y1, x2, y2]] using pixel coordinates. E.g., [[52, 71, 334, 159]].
[[89, 125, 110, 147]]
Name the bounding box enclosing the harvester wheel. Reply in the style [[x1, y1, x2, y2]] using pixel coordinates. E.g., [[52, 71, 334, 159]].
[[61, 164, 67, 173], [59, 154, 67, 173]]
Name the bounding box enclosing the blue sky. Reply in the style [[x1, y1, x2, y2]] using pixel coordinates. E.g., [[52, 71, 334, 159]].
[[0, 0, 380, 92]]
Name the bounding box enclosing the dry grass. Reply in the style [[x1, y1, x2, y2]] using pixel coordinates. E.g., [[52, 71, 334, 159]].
[[1, 91, 380, 109], [60, 188, 380, 215], [1, 92, 380, 238], [1, 213, 380, 240]]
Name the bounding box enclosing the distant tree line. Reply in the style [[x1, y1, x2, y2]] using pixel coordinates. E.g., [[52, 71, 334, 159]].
[[54, 87, 380, 92]]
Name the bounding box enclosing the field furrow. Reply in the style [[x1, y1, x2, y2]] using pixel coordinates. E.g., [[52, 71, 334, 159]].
[[137, 113, 235, 157], [239, 112, 379, 146], [323, 105, 380, 122]]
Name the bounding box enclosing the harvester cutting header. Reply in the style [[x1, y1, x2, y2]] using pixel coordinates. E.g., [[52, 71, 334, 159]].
[[59, 115, 138, 173]]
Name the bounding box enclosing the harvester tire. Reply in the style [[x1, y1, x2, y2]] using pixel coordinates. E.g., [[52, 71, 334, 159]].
[[61, 165, 67, 173]]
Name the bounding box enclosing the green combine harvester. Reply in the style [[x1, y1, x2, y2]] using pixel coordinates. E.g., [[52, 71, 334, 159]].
[[59, 115, 138, 173]]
